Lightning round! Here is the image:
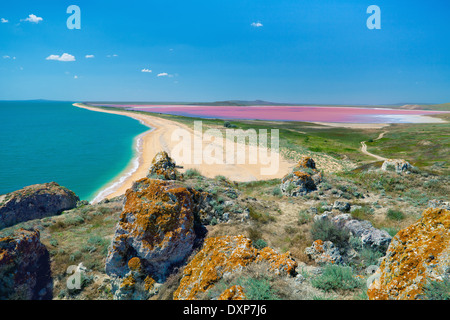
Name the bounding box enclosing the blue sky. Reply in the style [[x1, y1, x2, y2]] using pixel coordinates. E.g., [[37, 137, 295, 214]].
[[0, 0, 449, 104]]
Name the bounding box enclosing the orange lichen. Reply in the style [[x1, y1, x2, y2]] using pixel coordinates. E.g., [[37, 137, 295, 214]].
[[144, 276, 156, 291], [296, 156, 316, 170], [218, 285, 246, 300], [120, 274, 136, 289], [368, 208, 450, 300], [127, 257, 142, 272], [106, 178, 196, 281], [173, 235, 297, 300]]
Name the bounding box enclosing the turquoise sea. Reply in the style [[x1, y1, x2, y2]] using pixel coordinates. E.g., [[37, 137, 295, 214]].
[[0, 101, 148, 201]]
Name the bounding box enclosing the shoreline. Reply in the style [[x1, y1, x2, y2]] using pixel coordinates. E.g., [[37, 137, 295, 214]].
[[73, 103, 296, 203]]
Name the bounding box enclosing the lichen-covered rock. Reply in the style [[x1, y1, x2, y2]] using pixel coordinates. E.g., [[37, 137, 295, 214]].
[[332, 201, 351, 212], [148, 151, 182, 180], [0, 229, 52, 300], [381, 159, 413, 174], [428, 199, 450, 210], [105, 178, 196, 283], [280, 156, 321, 196], [173, 235, 297, 300], [111, 257, 159, 300], [0, 182, 79, 229], [305, 240, 343, 264], [368, 208, 450, 300], [332, 214, 392, 251], [218, 285, 246, 300]]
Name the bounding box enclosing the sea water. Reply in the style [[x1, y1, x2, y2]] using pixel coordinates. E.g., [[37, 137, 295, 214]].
[[0, 101, 148, 201]]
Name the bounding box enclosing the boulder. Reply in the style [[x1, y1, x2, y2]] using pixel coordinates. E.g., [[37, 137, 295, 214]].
[[305, 240, 343, 264], [332, 214, 391, 251], [381, 159, 413, 174], [147, 151, 182, 180], [428, 199, 450, 210], [173, 235, 297, 300], [0, 229, 52, 299], [0, 182, 79, 229], [105, 178, 196, 283], [333, 201, 351, 212], [368, 208, 450, 300], [280, 156, 322, 197]]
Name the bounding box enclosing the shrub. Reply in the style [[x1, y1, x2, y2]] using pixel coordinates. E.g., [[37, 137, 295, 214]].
[[386, 209, 404, 221], [253, 239, 268, 250], [240, 277, 279, 300], [272, 186, 282, 197], [310, 218, 350, 249], [185, 168, 201, 178], [311, 264, 363, 292], [358, 248, 384, 267], [298, 210, 311, 225], [423, 276, 450, 300], [350, 206, 374, 221]]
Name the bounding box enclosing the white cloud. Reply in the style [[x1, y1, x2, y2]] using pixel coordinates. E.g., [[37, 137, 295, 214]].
[[74, 75, 78, 79], [85, 54, 95, 59], [251, 21, 263, 27], [46, 53, 76, 62], [2, 55, 10, 59], [157, 72, 169, 77], [22, 14, 43, 23], [107, 54, 118, 58], [1, 18, 8, 23], [141, 68, 152, 73]]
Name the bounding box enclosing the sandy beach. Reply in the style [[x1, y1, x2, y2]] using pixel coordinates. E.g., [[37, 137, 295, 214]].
[[73, 103, 296, 202]]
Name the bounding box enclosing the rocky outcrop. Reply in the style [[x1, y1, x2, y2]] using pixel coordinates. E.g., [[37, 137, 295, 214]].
[[173, 235, 297, 300], [0, 229, 52, 300], [105, 178, 196, 284], [147, 151, 182, 180], [305, 240, 343, 264], [428, 199, 450, 210], [333, 201, 351, 212], [332, 214, 392, 252], [280, 156, 322, 196], [368, 208, 450, 300], [0, 182, 79, 229], [381, 159, 413, 174]]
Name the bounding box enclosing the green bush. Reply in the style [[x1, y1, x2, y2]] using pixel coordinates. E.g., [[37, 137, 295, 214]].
[[358, 248, 384, 267], [241, 277, 279, 300], [185, 168, 201, 178], [272, 186, 282, 197], [386, 209, 404, 221], [423, 276, 450, 300], [311, 264, 363, 292], [298, 210, 311, 225], [310, 218, 350, 249]]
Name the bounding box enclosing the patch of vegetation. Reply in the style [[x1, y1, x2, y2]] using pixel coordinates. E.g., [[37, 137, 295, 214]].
[[184, 168, 202, 178], [423, 276, 450, 300], [253, 239, 268, 250], [311, 264, 364, 292], [248, 206, 276, 224], [386, 208, 405, 221], [310, 218, 350, 249]]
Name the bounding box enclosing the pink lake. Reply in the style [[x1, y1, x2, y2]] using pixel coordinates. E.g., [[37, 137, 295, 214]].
[[93, 104, 448, 123]]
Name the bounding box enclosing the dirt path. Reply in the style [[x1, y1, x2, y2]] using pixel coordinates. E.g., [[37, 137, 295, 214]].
[[360, 130, 388, 161]]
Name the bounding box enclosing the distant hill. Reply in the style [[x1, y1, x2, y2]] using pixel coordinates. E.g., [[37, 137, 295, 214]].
[[186, 100, 295, 106]]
